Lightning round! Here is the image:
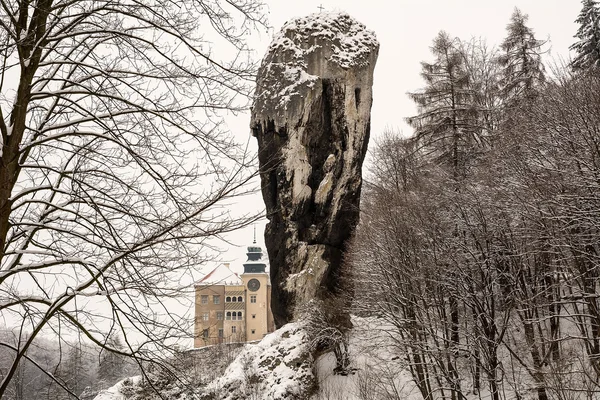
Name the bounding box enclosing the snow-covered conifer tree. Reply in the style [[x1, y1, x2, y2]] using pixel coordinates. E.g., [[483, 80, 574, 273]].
[[406, 31, 477, 180], [571, 0, 600, 71], [498, 8, 546, 103]]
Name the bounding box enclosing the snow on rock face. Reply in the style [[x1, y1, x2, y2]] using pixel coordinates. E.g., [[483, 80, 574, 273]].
[[202, 323, 315, 400], [251, 12, 379, 327], [270, 13, 377, 68]]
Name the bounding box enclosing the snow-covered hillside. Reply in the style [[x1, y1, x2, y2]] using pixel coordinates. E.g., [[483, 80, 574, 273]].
[[92, 317, 419, 400], [97, 312, 583, 400], [93, 377, 141, 400], [203, 323, 314, 399]]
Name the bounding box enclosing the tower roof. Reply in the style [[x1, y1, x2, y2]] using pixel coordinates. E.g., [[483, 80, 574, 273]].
[[243, 242, 268, 274]]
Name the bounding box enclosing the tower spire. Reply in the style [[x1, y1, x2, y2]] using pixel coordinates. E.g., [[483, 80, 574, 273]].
[[245, 225, 266, 272]]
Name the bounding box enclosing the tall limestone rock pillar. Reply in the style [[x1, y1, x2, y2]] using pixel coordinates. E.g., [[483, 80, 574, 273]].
[[251, 13, 379, 327]]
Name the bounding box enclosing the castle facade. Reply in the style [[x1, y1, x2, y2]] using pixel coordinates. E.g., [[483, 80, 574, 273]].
[[194, 243, 274, 347]]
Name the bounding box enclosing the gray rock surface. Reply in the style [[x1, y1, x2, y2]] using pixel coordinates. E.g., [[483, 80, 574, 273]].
[[251, 12, 379, 327]]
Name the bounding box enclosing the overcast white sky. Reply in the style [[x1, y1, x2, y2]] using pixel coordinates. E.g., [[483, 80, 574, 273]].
[[219, 0, 582, 271]]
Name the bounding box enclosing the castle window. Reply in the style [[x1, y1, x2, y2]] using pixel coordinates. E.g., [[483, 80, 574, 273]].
[[252, 314, 256, 319], [251, 329, 256, 334], [217, 312, 223, 320], [226, 296, 231, 302], [232, 313, 237, 320], [226, 312, 231, 320], [232, 326, 236, 334], [201, 295, 208, 304], [202, 329, 209, 339], [218, 329, 224, 338], [213, 295, 220, 304], [237, 311, 243, 320], [232, 296, 237, 302], [237, 296, 243, 302], [250, 295, 256, 303], [202, 312, 209, 321]]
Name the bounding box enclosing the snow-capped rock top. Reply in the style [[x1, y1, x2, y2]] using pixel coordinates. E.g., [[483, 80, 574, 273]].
[[269, 12, 378, 69], [252, 12, 379, 123]]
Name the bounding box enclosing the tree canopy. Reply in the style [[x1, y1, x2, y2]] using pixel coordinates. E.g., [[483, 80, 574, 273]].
[[0, 0, 266, 396]]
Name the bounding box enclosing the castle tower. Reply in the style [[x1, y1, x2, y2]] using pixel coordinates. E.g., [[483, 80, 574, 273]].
[[241, 240, 274, 341], [194, 234, 274, 348]]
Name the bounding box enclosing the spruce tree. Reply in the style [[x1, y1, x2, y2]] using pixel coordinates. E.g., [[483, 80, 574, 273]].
[[64, 345, 91, 397], [97, 335, 125, 388], [570, 0, 600, 71], [407, 31, 477, 179], [498, 8, 546, 103], [407, 31, 480, 356]]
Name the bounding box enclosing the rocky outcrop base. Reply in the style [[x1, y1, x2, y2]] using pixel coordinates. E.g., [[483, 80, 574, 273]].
[[202, 324, 315, 400]]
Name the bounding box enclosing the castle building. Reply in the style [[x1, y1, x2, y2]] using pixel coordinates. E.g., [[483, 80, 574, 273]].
[[194, 242, 275, 347]]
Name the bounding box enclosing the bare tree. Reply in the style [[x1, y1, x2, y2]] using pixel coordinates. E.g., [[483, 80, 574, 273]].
[[0, 0, 266, 396], [498, 70, 600, 398], [358, 65, 600, 400], [301, 298, 352, 375]]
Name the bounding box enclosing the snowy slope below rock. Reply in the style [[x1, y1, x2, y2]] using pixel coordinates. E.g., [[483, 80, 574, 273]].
[[93, 318, 424, 400], [203, 322, 315, 400], [93, 377, 141, 400]]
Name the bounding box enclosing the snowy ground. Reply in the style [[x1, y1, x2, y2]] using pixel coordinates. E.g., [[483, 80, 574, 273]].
[[94, 314, 542, 400], [93, 317, 421, 400], [311, 316, 421, 400], [93, 377, 141, 400]]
